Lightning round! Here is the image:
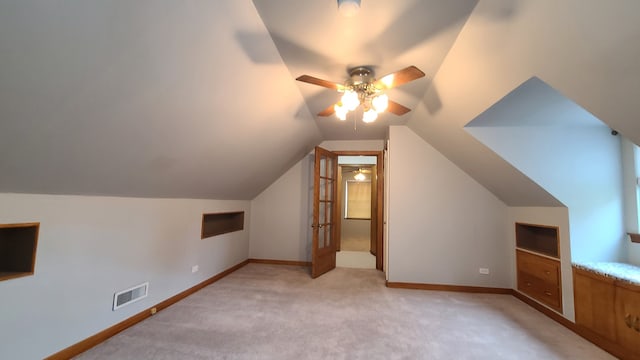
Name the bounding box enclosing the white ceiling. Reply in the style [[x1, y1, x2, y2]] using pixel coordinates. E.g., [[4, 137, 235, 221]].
[[252, 0, 478, 140], [1, 1, 639, 204]]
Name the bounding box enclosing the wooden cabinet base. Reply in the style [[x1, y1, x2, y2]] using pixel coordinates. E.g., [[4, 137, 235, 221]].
[[516, 249, 562, 313], [573, 266, 640, 359]]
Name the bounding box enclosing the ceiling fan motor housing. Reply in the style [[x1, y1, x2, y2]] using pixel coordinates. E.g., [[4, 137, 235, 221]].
[[347, 66, 379, 103], [348, 66, 374, 85]]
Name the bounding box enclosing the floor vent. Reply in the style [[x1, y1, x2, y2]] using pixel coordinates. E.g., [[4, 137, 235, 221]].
[[113, 282, 149, 310]]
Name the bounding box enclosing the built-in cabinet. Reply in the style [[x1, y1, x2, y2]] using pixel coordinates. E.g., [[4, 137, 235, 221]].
[[574, 266, 640, 358], [517, 249, 562, 313], [515, 222, 562, 313], [615, 282, 640, 355], [573, 267, 617, 341]]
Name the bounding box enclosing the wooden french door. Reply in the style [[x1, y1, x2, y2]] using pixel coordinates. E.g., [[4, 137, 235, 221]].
[[311, 146, 338, 278]]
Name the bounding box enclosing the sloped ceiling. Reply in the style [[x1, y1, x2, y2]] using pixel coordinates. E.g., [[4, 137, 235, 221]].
[[405, 0, 640, 206], [252, 0, 478, 140], [1, 1, 639, 205], [0, 1, 321, 199]]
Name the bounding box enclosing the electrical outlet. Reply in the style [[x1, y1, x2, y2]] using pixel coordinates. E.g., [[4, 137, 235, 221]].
[[191, 265, 199, 273], [479, 268, 490, 275]]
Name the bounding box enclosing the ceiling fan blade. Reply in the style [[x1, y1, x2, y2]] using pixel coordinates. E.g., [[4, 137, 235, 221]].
[[317, 104, 336, 117], [386, 100, 411, 116], [375, 66, 425, 90], [296, 75, 344, 91]]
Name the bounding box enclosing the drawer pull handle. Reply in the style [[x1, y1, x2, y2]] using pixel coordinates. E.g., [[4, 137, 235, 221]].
[[544, 291, 552, 296], [544, 271, 550, 275], [526, 282, 532, 287], [625, 314, 632, 328]]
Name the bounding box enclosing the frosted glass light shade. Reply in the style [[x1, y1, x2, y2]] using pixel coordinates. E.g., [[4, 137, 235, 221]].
[[341, 90, 360, 111], [334, 103, 348, 120], [372, 94, 388, 113], [363, 108, 378, 123]]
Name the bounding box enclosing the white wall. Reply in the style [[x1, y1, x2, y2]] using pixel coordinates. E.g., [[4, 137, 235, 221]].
[[250, 140, 384, 262], [621, 137, 640, 265], [250, 156, 313, 261], [0, 193, 249, 360], [507, 207, 573, 320], [387, 126, 510, 287], [468, 125, 625, 263]]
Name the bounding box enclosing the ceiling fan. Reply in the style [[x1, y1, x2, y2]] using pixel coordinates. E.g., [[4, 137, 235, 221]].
[[296, 65, 425, 123]]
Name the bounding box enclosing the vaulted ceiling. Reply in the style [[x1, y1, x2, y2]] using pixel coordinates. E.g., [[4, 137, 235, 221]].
[[1, 1, 639, 204]]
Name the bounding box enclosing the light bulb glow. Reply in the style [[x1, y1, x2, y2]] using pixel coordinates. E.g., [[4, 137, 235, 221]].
[[341, 90, 360, 111], [363, 108, 378, 123], [354, 172, 366, 181], [372, 94, 389, 113], [378, 74, 395, 89], [334, 103, 348, 121]]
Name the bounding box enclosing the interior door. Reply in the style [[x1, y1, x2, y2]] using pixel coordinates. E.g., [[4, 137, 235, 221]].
[[311, 146, 338, 278]]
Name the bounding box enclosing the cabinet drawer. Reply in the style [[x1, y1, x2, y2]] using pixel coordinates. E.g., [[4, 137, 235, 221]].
[[518, 271, 561, 310], [517, 249, 559, 286]]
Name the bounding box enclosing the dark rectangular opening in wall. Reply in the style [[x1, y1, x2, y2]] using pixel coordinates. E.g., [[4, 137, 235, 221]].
[[515, 222, 559, 258], [201, 212, 244, 239], [0, 223, 39, 281]]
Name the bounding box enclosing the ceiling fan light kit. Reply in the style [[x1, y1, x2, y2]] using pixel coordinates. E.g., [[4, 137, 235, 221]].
[[337, 0, 361, 17], [296, 65, 425, 125]]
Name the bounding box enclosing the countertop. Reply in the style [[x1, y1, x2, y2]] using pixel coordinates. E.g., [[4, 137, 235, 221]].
[[573, 261, 640, 286]]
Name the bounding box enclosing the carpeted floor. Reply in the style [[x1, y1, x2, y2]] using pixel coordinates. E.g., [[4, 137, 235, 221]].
[[340, 237, 369, 252], [336, 250, 376, 269], [75, 264, 614, 360]]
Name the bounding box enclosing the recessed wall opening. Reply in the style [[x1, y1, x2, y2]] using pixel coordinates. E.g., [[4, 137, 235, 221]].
[[515, 222, 559, 258], [201, 211, 245, 239], [0, 222, 40, 282]]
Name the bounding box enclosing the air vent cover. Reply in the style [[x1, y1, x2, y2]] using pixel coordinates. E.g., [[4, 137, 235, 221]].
[[113, 282, 149, 310]]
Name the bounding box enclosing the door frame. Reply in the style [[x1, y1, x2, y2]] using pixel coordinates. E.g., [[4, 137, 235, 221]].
[[334, 150, 384, 271]]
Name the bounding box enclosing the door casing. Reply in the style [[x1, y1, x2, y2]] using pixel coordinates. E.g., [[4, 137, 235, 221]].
[[334, 151, 384, 271]]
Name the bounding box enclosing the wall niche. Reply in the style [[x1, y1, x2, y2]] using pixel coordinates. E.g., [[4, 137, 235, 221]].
[[0, 222, 40, 281], [201, 212, 244, 239], [515, 222, 559, 258]]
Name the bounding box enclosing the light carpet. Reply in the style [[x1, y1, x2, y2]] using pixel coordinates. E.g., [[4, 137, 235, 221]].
[[74, 264, 614, 360], [336, 250, 376, 269], [340, 237, 369, 252]]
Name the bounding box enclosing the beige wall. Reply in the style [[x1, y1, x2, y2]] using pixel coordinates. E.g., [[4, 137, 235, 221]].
[[0, 193, 250, 359], [387, 126, 511, 287]]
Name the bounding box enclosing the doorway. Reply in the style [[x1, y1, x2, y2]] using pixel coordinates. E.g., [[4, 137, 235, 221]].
[[334, 152, 383, 270]]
